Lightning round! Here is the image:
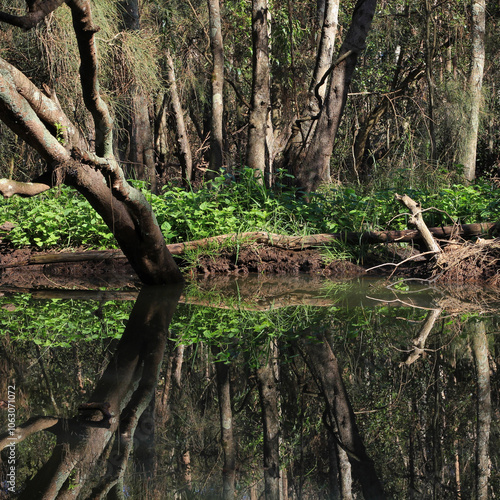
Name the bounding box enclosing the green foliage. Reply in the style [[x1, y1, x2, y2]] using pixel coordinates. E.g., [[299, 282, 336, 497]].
[[0, 294, 132, 346], [2, 187, 116, 249], [2, 173, 500, 251]]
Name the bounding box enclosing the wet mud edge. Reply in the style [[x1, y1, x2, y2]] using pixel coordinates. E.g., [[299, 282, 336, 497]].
[[0, 245, 372, 289]]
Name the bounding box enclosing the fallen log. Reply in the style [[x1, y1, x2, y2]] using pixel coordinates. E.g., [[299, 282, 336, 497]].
[[1, 222, 498, 269]]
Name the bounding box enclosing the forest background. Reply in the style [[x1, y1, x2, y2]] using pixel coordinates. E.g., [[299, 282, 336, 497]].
[[0, 0, 499, 264]]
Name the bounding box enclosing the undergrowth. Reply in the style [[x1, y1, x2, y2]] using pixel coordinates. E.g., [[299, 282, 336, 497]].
[[1, 167, 500, 250]]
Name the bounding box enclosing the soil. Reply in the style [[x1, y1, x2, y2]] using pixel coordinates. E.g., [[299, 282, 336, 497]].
[[1, 237, 499, 290]]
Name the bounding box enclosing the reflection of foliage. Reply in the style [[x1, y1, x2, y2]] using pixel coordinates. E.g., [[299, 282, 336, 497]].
[[0, 289, 498, 497], [0, 294, 132, 345]]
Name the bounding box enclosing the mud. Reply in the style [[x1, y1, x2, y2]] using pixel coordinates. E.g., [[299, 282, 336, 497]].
[[1, 238, 498, 290], [194, 245, 366, 277], [0, 244, 367, 290]]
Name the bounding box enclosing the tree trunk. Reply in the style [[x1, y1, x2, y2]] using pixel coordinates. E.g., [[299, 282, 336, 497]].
[[424, 0, 437, 165], [247, 0, 273, 186], [207, 0, 225, 178], [296, 0, 377, 193], [461, 0, 486, 182], [120, 0, 157, 191], [166, 51, 193, 186], [281, 0, 339, 178], [257, 353, 280, 499], [471, 321, 492, 500]]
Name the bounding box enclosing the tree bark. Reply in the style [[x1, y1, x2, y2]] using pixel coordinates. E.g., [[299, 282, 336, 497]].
[[296, 0, 378, 193], [257, 352, 281, 500], [471, 321, 492, 500], [247, 0, 273, 186], [281, 0, 339, 179], [166, 51, 193, 186], [207, 0, 225, 178], [119, 0, 157, 190], [461, 0, 486, 182]]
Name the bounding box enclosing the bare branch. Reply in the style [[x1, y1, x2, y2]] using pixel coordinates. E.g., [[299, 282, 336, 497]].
[[66, 0, 113, 157], [0, 179, 51, 198], [0, 0, 64, 30], [0, 65, 69, 164], [0, 416, 59, 450]]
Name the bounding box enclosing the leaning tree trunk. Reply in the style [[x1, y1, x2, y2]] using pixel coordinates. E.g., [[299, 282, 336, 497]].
[[281, 0, 339, 178], [296, 0, 377, 193], [207, 0, 225, 179], [461, 0, 486, 182], [247, 0, 273, 186], [0, 0, 183, 285]]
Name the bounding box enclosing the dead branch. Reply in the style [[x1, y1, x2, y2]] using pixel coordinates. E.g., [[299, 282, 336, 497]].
[[395, 193, 442, 254], [0, 416, 60, 450], [400, 307, 442, 366], [0, 179, 51, 198]]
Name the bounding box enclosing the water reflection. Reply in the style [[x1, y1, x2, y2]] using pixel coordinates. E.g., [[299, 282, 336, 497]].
[[0, 277, 498, 499]]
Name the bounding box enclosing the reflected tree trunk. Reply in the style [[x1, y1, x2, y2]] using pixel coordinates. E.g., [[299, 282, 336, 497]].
[[298, 332, 385, 499], [213, 348, 236, 499], [257, 345, 280, 499], [471, 321, 491, 500], [13, 285, 182, 499]]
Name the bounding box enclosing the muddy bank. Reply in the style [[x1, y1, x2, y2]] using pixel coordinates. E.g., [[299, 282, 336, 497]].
[[0, 244, 369, 290], [1, 238, 499, 290]]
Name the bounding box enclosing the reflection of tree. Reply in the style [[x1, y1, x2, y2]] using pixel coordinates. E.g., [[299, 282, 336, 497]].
[[0, 285, 181, 498], [298, 331, 386, 499], [470, 321, 492, 500], [256, 341, 281, 500], [401, 308, 442, 366], [213, 346, 236, 499]]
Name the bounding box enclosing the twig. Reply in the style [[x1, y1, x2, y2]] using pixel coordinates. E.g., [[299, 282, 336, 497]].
[[366, 250, 438, 272]]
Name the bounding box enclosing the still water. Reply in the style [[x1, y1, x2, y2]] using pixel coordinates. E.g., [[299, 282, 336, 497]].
[[0, 275, 498, 499]]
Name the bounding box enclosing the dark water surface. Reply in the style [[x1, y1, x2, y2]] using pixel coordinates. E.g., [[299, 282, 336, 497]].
[[0, 276, 498, 499]]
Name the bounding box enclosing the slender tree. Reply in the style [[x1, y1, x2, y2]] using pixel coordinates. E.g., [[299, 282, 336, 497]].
[[462, 0, 486, 181], [247, 0, 273, 186], [207, 0, 225, 178], [166, 51, 193, 186]]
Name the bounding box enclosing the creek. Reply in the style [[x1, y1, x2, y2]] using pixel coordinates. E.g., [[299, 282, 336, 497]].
[[0, 275, 498, 499]]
